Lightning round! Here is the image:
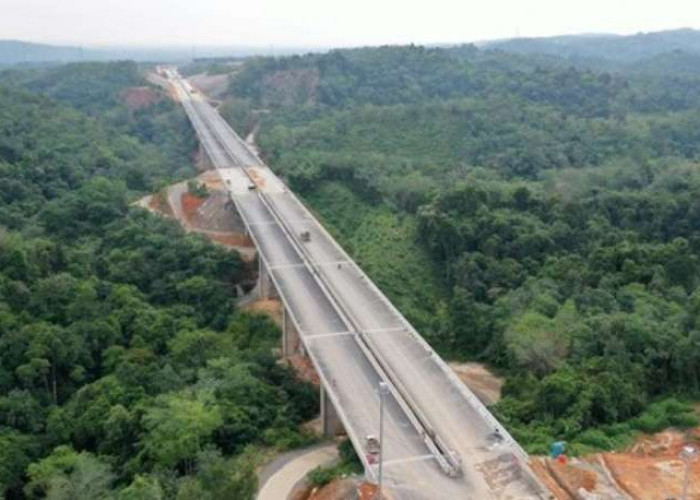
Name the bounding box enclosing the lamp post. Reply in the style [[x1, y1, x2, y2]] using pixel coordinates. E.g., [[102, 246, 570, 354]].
[[680, 444, 698, 500], [378, 381, 389, 499]]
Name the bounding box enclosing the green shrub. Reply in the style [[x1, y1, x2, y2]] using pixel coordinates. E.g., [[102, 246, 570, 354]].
[[307, 466, 337, 487], [262, 428, 317, 451], [632, 398, 698, 433], [576, 429, 613, 450]]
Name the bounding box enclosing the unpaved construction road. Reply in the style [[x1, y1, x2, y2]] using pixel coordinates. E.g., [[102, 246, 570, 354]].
[[257, 443, 338, 500]]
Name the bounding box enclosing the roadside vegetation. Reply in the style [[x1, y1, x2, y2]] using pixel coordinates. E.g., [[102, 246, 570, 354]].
[[307, 440, 362, 488], [0, 62, 317, 498], [218, 43, 700, 453]]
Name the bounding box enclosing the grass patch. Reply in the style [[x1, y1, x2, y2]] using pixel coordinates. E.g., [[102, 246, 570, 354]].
[[303, 181, 446, 334], [307, 440, 363, 487]]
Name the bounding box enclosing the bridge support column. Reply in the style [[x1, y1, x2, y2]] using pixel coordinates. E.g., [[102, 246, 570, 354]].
[[258, 258, 274, 299], [197, 144, 215, 171], [282, 307, 302, 356], [321, 385, 343, 438]]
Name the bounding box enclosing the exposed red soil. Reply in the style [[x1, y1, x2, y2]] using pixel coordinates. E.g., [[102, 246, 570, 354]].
[[357, 482, 379, 500], [533, 428, 700, 499], [122, 86, 161, 110], [531, 459, 572, 499], [546, 459, 597, 497], [603, 429, 700, 499], [181, 192, 206, 223], [295, 478, 376, 500]]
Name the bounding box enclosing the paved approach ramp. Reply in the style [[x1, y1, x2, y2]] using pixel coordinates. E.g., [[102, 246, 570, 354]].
[[167, 69, 552, 500]]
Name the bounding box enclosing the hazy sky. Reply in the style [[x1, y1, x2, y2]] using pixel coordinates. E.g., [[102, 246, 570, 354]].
[[2, 0, 699, 48]]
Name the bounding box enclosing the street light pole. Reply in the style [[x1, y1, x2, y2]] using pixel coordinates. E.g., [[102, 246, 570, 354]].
[[378, 381, 389, 500]]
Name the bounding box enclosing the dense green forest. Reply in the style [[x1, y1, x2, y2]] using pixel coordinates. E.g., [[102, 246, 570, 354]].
[[0, 62, 317, 498], [218, 43, 700, 453], [4, 35, 700, 498]]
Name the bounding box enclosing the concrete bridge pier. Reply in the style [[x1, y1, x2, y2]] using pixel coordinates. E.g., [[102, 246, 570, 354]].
[[257, 258, 274, 299], [320, 385, 343, 438], [282, 307, 302, 356], [197, 144, 215, 171]]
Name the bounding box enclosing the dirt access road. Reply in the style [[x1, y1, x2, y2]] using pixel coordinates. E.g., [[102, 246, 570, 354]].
[[257, 443, 338, 500]]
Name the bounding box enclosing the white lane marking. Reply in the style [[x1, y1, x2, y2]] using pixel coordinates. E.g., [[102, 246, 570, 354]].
[[247, 218, 311, 226], [246, 220, 278, 226], [306, 330, 355, 340], [362, 326, 407, 335], [270, 260, 351, 271]]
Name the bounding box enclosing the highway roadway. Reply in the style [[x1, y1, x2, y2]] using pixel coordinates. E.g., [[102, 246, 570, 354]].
[[167, 69, 551, 499]]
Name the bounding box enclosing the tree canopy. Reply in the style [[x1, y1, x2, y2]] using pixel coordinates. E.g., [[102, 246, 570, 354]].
[[222, 42, 700, 453], [0, 62, 317, 498]]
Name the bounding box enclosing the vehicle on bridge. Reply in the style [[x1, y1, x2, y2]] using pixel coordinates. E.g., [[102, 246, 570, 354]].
[[365, 435, 380, 464]]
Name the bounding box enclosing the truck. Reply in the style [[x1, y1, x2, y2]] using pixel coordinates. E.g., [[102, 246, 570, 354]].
[[365, 435, 380, 464]]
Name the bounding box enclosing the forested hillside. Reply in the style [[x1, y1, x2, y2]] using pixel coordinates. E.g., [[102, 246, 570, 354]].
[[483, 28, 700, 63], [0, 62, 316, 498], [0, 41, 85, 66], [220, 44, 700, 453]]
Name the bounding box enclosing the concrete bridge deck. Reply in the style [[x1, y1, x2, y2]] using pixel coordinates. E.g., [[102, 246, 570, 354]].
[[167, 69, 552, 500]]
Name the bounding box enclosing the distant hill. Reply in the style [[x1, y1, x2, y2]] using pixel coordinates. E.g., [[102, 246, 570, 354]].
[[0, 40, 321, 67], [0, 40, 198, 66], [7, 29, 700, 68], [483, 28, 700, 63], [0, 40, 88, 65]]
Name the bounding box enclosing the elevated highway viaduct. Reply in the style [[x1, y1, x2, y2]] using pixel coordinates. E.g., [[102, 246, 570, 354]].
[[166, 68, 552, 500]]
